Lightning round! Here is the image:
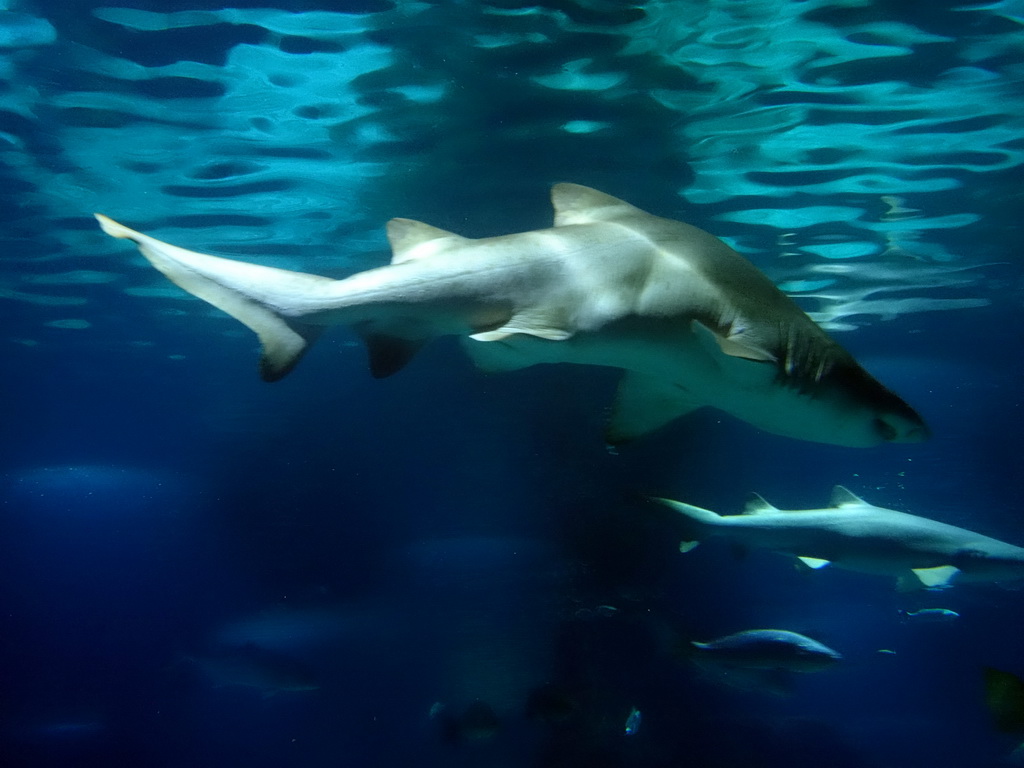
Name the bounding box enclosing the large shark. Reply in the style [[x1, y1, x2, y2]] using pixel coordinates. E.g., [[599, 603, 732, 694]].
[[95, 184, 928, 447], [657, 486, 1024, 589]]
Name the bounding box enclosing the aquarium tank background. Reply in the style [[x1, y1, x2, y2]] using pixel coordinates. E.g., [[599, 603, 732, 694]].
[[1, 0, 1023, 766]]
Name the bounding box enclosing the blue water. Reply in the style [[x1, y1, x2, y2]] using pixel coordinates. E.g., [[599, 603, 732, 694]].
[[3, 0, 1024, 766]]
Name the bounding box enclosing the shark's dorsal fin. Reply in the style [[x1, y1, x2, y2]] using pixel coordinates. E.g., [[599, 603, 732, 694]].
[[742, 494, 779, 515], [830, 485, 869, 508], [386, 218, 468, 264], [550, 183, 640, 227]]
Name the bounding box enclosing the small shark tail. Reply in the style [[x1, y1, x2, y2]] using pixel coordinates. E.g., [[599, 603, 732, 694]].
[[652, 497, 723, 527], [651, 497, 723, 552], [96, 214, 332, 382]]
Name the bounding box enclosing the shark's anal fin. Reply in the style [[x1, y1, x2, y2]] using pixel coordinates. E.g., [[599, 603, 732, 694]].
[[607, 373, 701, 445], [357, 331, 425, 378]]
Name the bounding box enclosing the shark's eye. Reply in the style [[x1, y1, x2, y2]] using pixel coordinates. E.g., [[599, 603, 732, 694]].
[[874, 417, 898, 442]]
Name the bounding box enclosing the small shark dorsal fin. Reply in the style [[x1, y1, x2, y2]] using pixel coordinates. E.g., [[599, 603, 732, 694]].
[[550, 183, 640, 227], [742, 494, 779, 515], [386, 218, 468, 264], [830, 485, 868, 508]]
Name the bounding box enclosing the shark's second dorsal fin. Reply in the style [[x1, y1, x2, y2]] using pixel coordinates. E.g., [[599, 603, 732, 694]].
[[550, 183, 640, 227], [743, 494, 779, 515], [386, 218, 468, 264], [830, 486, 869, 508]]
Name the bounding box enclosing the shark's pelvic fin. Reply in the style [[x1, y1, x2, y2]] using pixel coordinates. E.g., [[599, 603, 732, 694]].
[[385, 218, 469, 264], [95, 213, 327, 382], [911, 565, 960, 588], [606, 373, 701, 445]]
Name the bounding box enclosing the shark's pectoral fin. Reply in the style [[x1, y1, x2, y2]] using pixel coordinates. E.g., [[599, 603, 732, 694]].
[[796, 556, 832, 570], [606, 373, 702, 445], [468, 308, 573, 343], [356, 330, 426, 378], [692, 320, 777, 364], [469, 326, 571, 342], [910, 565, 960, 589]]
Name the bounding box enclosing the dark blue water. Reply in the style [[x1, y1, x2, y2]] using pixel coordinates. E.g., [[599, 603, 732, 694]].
[[3, 1, 1024, 766]]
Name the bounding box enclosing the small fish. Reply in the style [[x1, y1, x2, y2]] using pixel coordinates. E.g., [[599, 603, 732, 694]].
[[624, 707, 642, 736], [690, 629, 842, 673], [898, 607, 959, 623]]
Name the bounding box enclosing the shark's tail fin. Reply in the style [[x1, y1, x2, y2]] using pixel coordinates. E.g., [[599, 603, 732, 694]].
[[96, 215, 333, 381], [652, 497, 723, 526]]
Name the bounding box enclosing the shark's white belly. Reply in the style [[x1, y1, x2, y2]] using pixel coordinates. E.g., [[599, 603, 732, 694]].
[[463, 322, 875, 445]]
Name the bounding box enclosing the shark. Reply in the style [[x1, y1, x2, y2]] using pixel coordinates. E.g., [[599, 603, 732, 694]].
[[656, 486, 1024, 589], [687, 629, 842, 698], [95, 183, 928, 447]]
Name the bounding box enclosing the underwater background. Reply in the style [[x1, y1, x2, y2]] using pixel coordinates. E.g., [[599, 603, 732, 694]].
[[2, 0, 1023, 766]]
